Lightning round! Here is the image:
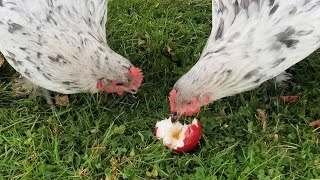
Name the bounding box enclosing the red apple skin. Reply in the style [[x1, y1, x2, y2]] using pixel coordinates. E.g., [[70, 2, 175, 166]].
[[155, 119, 202, 153], [174, 119, 202, 153]]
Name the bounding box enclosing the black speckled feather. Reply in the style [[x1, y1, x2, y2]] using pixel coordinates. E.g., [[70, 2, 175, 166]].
[[174, 0, 320, 103], [0, 0, 133, 94]]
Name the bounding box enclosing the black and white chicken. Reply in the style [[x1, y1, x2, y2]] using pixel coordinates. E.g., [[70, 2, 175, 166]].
[[0, 0, 143, 104], [169, 0, 320, 120]]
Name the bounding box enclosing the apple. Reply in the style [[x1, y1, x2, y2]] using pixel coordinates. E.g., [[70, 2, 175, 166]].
[[155, 117, 202, 153]]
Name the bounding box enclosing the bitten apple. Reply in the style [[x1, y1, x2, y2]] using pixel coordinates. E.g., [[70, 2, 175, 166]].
[[155, 117, 202, 153]]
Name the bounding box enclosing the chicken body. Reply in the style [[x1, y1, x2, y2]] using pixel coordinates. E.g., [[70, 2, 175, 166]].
[[170, 0, 320, 118], [0, 0, 142, 95]]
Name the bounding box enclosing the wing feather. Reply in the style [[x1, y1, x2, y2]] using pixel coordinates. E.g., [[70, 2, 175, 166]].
[[0, 0, 112, 93]]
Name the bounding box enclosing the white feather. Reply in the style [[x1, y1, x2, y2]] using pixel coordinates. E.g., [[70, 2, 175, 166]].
[[0, 0, 131, 94], [175, 0, 320, 102]]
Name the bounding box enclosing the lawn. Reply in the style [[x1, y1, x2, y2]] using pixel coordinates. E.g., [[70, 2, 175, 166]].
[[1, 0, 320, 179]]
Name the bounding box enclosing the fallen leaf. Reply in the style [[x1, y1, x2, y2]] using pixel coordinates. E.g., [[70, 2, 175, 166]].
[[256, 109, 268, 130], [279, 96, 300, 104], [78, 167, 88, 176], [55, 95, 69, 107], [219, 108, 226, 116], [273, 134, 279, 142], [110, 157, 119, 180], [137, 38, 146, 47], [166, 45, 174, 57], [309, 120, 320, 127], [51, 123, 59, 135], [11, 75, 36, 97], [88, 146, 106, 151]]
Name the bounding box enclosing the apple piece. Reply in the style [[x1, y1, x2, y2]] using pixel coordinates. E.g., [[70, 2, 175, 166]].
[[155, 117, 202, 153]]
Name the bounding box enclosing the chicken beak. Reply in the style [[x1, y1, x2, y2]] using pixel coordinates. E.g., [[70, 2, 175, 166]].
[[171, 112, 179, 123]]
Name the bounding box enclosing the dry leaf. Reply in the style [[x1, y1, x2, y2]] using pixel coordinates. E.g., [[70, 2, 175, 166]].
[[309, 120, 320, 127], [219, 108, 226, 116], [51, 123, 59, 135], [88, 146, 106, 151], [166, 45, 174, 57], [273, 134, 279, 142], [78, 167, 88, 176], [110, 157, 119, 180], [256, 109, 268, 130], [55, 95, 69, 107], [279, 96, 300, 104], [137, 38, 146, 47]]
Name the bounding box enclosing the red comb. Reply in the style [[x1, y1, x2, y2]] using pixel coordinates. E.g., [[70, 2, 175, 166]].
[[169, 89, 177, 112], [129, 67, 143, 89]]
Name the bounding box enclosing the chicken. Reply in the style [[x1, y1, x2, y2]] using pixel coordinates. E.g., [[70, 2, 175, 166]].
[[0, 0, 143, 103], [169, 0, 320, 121]]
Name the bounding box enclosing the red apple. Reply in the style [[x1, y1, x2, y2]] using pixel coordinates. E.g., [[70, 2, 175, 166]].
[[155, 117, 202, 153]]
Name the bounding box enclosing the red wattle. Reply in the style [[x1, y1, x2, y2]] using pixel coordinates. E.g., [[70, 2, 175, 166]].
[[129, 67, 143, 89], [97, 80, 104, 90]]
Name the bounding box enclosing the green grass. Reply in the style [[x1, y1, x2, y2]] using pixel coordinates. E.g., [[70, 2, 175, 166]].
[[1, 0, 320, 179]]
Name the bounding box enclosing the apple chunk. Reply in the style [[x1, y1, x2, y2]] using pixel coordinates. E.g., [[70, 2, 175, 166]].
[[155, 117, 202, 153]]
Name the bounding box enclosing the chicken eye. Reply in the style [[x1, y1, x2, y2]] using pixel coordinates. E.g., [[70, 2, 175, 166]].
[[186, 101, 192, 105]]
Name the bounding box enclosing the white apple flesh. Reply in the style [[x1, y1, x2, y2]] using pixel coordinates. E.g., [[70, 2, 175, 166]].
[[155, 117, 202, 153]]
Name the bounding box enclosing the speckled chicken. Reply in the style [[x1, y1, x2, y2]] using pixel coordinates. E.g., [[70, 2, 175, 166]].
[[170, 0, 320, 121], [0, 0, 143, 102]]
